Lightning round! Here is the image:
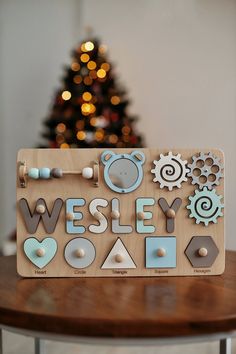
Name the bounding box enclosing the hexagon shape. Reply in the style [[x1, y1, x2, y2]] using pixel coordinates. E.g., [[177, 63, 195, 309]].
[[185, 236, 219, 268]]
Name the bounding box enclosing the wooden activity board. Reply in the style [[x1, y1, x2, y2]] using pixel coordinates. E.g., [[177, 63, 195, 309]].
[[16, 148, 225, 277]]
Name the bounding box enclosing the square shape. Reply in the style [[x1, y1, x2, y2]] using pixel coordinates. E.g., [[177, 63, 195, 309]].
[[145, 237, 176, 268]]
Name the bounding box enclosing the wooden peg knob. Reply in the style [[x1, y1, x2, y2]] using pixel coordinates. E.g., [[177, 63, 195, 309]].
[[93, 211, 103, 221], [36, 248, 45, 257], [36, 204, 46, 214], [157, 248, 166, 257], [114, 254, 123, 263], [111, 210, 120, 220], [166, 208, 176, 219], [75, 248, 85, 258], [66, 212, 75, 221], [198, 247, 208, 257], [137, 211, 145, 220]]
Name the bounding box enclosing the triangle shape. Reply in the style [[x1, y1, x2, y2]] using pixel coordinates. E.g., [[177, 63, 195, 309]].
[[101, 238, 136, 269]]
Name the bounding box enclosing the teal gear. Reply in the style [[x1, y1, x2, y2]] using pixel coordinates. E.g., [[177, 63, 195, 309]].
[[187, 187, 224, 226]]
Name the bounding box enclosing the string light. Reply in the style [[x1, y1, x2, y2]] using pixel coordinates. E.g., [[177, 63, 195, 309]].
[[82, 92, 92, 101], [90, 117, 98, 126], [71, 62, 80, 71], [122, 125, 131, 135], [73, 75, 82, 84], [81, 41, 94, 52], [76, 120, 84, 130], [109, 134, 118, 144], [56, 123, 66, 133], [97, 69, 106, 79], [89, 70, 97, 79], [95, 129, 104, 141], [101, 63, 110, 71], [60, 143, 70, 149], [84, 76, 93, 85], [80, 53, 90, 63], [81, 103, 96, 115], [56, 134, 64, 144], [77, 131, 86, 140], [110, 95, 120, 105], [62, 91, 71, 100], [99, 44, 107, 54], [87, 61, 97, 70]]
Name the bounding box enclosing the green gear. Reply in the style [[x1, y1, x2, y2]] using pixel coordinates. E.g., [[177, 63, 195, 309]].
[[187, 187, 224, 226]]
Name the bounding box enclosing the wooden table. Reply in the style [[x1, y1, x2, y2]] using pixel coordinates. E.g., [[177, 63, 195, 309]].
[[0, 252, 236, 354]]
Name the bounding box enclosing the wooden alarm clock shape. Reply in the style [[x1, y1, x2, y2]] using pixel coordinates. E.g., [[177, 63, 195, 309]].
[[16, 148, 225, 277]]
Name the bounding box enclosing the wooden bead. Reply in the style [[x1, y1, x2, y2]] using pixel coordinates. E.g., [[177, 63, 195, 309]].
[[75, 248, 85, 258], [82, 167, 93, 179], [28, 168, 39, 179], [51, 168, 63, 178], [198, 247, 208, 257], [166, 208, 176, 219], [157, 248, 166, 257], [66, 212, 75, 221], [111, 210, 120, 220], [114, 254, 123, 263], [137, 212, 145, 220], [35, 248, 45, 257], [36, 204, 46, 214], [39, 168, 51, 179], [93, 211, 103, 221]]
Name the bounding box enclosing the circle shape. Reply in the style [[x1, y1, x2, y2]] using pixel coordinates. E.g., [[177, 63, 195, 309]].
[[64, 238, 96, 269]]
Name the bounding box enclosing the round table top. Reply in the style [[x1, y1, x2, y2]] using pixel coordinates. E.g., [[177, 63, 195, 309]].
[[0, 252, 236, 339]]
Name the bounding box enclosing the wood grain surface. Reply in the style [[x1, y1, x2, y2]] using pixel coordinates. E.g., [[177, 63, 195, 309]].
[[0, 252, 235, 338], [16, 148, 225, 277]]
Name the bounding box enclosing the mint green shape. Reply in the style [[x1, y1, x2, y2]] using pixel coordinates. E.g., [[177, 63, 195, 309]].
[[136, 198, 155, 233], [24, 237, 57, 269]]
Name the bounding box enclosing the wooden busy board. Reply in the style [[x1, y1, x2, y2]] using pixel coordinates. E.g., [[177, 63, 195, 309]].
[[16, 148, 225, 277]]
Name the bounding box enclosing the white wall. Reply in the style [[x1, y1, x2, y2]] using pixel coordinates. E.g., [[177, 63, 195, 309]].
[[0, 0, 235, 249]]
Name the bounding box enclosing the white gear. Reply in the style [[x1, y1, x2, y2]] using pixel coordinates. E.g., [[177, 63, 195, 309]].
[[151, 152, 189, 191]]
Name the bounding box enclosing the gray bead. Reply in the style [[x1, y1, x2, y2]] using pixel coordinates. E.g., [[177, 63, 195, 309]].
[[51, 168, 63, 178]]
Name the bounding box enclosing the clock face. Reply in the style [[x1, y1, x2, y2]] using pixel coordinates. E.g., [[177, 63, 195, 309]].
[[108, 158, 139, 189], [101, 150, 145, 193]]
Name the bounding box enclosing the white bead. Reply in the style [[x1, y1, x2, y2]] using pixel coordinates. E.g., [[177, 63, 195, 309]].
[[82, 167, 93, 179]]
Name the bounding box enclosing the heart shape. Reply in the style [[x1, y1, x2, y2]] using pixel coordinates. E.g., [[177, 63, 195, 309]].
[[24, 237, 57, 269]]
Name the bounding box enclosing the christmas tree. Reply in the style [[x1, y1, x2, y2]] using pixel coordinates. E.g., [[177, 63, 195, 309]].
[[41, 38, 144, 148]]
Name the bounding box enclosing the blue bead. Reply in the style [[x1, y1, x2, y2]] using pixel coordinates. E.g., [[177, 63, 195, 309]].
[[39, 167, 51, 179], [28, 168, 39, 179]]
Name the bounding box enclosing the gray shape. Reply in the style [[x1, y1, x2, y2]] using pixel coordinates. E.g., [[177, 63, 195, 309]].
[[19, 198, 63, 234], [187, 152, 223, 190], [185, 236, 219, 268], [64, 237, 96, 269], [111, 198, 132, 234], [108, 158, 138, 189], [158, 198, 182, 233]]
